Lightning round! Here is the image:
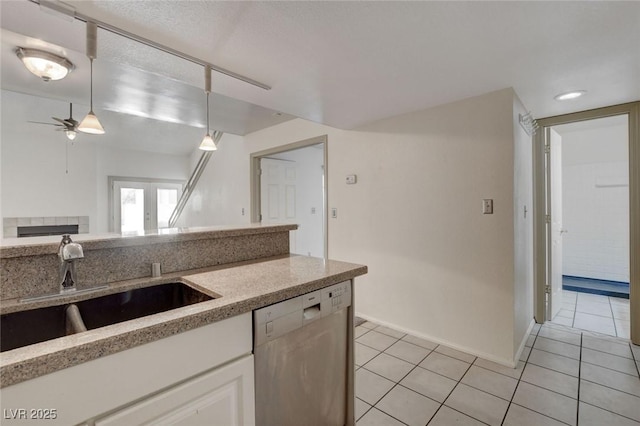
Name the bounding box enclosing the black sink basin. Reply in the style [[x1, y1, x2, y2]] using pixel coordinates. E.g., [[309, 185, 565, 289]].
[[0, 282, 213, 353], [75, 282, 212, 330], [0, 304, 69, 352]]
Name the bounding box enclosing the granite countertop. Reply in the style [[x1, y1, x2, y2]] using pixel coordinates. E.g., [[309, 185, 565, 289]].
[[0, 255, 367, 388]]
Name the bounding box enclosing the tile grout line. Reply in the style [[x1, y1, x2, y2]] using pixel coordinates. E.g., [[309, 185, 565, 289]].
[[357, 339, 436, 367], [578, 400, 640, 424], [354, 397, 372, 422], [511, 326, 599, 425], [579, 359, 639, 378], [361, 344, 437, 425], [629, 341, 640, 378], [579, 377, 640, 399], [500, 324, 540, 426], [576, 332, 582, 425], [473, 362, 523, 381], [428, 359, 479, 426], [609, 296, 620, 338], [435, 406, 492, 426], [508, 401, 574, 426], [533, 341, 638, 375]]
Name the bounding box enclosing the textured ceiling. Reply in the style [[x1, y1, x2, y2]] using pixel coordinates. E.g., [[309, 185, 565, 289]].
[[2, 0, 639, 135]]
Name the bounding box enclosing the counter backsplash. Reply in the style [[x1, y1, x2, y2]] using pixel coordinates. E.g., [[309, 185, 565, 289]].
[[0, 224, 296, 301]]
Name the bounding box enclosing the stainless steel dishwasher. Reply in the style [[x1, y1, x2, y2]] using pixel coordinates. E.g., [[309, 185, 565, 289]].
[[254, 280, 354, 426]]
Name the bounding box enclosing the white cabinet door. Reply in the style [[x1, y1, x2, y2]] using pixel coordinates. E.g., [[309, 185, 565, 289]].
[[95, 354, 255, 426]]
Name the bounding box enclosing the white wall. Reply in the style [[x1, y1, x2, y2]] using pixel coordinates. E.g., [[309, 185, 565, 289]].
[[95, 146, 190, 232], [271, 146, 324, 258], [178, 133, 250, 228], [189, 88, 533, 365], [1, 91, 190, 235], [1, 91, 98, 232], [560, 119, 629, 283]]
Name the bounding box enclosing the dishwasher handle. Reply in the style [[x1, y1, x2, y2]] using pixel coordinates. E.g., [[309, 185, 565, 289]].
[[303, 304, 322, 324]]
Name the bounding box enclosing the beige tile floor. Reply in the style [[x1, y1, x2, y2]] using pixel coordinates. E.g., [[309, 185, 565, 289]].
[[355, 320, 640, 425], [552, 290, 630, 338]]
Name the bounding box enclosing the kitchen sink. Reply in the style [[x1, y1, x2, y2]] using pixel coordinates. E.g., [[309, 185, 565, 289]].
[[0, 304, 69, 353], [0, 282, 213, 353], [75, 282, 213, 330]]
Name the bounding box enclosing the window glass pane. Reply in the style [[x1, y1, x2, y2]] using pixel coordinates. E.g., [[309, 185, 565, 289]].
[[120, 188, 144, 233], [157, 188, 178, 229]]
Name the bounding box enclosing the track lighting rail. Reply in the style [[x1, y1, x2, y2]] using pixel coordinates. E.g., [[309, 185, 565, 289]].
[[29, 0, 271, 91]]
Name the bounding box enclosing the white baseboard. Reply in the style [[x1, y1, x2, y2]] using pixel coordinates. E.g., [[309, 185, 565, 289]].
[[514, 318, 537, 364], [355, 312, 521, 368]]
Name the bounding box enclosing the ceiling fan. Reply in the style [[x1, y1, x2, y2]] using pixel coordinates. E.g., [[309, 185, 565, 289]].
[[28, 103, 79, 140]]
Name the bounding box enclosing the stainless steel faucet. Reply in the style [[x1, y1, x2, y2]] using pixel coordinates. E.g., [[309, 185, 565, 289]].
[[58, 234, 84, 292]]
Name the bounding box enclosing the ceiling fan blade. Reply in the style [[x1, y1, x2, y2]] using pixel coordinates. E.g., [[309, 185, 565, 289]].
[[27, 121, 61, 126], [52, 117, 66, 124]]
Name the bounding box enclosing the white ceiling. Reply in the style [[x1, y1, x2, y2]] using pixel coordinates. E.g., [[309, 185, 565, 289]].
[[2, 0, 639, 135]]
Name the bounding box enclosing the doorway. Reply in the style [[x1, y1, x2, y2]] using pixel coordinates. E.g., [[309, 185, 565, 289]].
[[250, 135, 328, 259], [533, 102, 639, 344], [109, 177, 184, 233], [547, 116, 630, 338]]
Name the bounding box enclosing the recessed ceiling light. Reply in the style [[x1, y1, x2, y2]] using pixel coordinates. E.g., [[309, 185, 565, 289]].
[[554, 91, 586, 101], [16, 47, 74, 81]]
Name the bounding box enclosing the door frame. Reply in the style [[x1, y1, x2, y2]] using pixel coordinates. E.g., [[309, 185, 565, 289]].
[[250, 135, 328, 259], [546, 127, 564, 321], [533, 101, 639, 344]]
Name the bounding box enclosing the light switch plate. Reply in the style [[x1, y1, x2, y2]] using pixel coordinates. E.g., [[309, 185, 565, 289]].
[[331, 208, 337, 218], [483, 199, 494, 214]]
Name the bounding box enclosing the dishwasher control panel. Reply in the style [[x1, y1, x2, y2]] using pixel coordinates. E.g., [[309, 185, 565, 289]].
[[253, 280, 352, 346]]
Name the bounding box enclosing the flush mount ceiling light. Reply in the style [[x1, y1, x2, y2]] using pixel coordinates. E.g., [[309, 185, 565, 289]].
[[554, 90, 586, 101], [199, 65, 217, 151], [77, 22, 105, 135], [16, 47, 75, 82]]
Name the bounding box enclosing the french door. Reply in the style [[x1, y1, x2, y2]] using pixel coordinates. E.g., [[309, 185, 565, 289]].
[[111, 178, 183, 233]]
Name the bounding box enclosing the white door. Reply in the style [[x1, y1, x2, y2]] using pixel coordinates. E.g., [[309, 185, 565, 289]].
[[548, 128, 564, 319], [260, 158, 297, 253], [112, 180, 182, 233]]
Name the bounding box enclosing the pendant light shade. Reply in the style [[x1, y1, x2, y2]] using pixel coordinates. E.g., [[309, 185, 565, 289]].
[[78, 110, 104, 134], [78, 22, 105, 135], [199, 132, 217, 151], [198, 65, 217, 151]]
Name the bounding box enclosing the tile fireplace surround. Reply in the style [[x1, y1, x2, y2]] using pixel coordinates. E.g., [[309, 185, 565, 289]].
[[3, 216, 90, 238]]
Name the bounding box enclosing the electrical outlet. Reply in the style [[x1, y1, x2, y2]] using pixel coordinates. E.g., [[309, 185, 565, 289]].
[[346, 175, 357, 184], [483, 199, 493, 214], [241, 208, 245, 216], [311, 207, 316, 214]]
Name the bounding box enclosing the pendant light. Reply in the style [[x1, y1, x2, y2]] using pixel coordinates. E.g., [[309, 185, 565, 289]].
[[78, 22, 105, 135], [199, 65, 217, 151]]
